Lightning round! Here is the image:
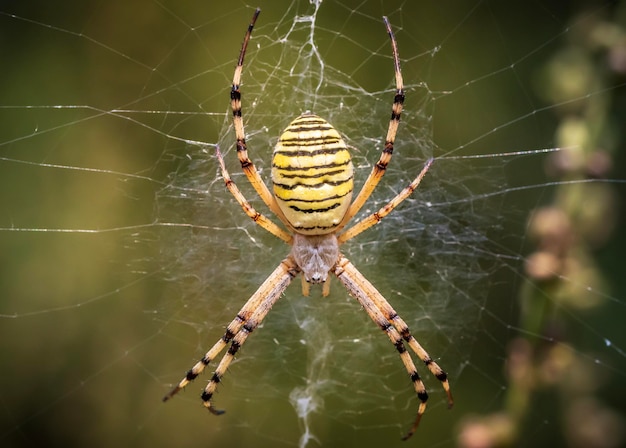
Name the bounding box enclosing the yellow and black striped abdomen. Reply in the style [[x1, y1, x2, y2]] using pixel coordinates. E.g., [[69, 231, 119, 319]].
[[272, 114, 354, 235]]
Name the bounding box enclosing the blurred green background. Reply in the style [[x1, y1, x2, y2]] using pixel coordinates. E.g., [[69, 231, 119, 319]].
[[1, 1, 624, 447]]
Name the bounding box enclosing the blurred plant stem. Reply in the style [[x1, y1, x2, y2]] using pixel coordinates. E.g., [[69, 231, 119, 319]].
[[458, 3, 625, 447]]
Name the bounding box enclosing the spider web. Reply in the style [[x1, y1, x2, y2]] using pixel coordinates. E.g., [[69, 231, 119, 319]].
[[1, 1, 625, 448]]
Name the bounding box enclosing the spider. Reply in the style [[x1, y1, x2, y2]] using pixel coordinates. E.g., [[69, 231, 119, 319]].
[[163, 8, 453, 440]]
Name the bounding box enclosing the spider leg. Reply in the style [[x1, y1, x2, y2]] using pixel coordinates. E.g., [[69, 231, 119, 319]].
[[336, 254, 453, 406], [337, 158, 433, 244], [216, 146, 292, 244], [231, 8, 291, 228], [334, 255, 452, 440], [335, 16, 404, 232], [163, 257, 299, 408]]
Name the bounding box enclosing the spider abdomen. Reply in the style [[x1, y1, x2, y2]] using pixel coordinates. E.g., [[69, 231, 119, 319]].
[[272, 113, 354, 235]]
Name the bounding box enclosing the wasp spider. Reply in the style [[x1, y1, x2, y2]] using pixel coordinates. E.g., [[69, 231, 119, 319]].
[[163, 8, 453, 440]]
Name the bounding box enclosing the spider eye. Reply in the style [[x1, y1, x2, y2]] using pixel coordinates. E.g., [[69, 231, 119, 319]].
[[306, 272, 326, 284]]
